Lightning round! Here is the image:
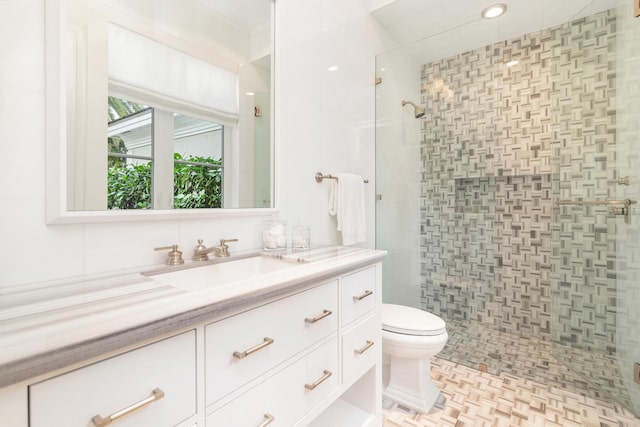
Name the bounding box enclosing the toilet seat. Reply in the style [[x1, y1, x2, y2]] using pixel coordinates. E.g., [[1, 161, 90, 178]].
[[382, 304, 446, 336]]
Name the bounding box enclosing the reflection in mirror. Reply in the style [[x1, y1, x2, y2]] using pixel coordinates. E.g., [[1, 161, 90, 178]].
[[107, 97, 225, 210], [60, 0, 273, 216]]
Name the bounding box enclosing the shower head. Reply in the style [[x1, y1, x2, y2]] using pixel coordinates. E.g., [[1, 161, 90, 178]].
[[401, 100, 425, 119]]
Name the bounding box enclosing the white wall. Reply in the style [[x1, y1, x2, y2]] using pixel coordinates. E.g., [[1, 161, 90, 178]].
[[0, 0, 392, 288], [275, 0, 393, 248]]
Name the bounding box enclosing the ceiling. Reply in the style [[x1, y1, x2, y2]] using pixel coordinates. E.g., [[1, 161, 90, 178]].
[[370, 0, 627, 63], [192, 0, 271, 34]]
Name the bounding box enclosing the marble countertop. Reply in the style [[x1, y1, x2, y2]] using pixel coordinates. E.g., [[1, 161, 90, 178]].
[[0, 246, 386, 388]]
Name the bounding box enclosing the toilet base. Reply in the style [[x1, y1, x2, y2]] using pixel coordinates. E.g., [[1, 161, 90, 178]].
[[383, 355, 441, 414]]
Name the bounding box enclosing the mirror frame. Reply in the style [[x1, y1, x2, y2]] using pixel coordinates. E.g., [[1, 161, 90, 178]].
[[45, 0, 276, 224]]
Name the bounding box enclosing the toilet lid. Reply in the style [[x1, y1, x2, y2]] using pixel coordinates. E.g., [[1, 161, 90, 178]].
[[382, 304, 446, 336]]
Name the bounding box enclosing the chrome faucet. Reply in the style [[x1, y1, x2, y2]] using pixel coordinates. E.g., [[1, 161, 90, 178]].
[[192, 238, 238, 261]]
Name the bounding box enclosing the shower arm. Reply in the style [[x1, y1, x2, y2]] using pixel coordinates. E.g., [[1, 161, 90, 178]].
[[401, 100, 425, 118]]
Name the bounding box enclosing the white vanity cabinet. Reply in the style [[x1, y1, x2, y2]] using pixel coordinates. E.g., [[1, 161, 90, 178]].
[[206, 337, 339, 426], [306, 266, 381, 427], [204, 281, 339, 406], [207, 265, 381, 427], [1, 257, 383, 427], [340, 267, 380, 384], [341, 266, 377, 326], [29, 330, 197, 427]]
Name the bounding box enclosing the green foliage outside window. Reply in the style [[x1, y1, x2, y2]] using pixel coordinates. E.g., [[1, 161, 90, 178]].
[[107, 153, 222, 209], [173, 153, 223, 209], [107, 162, 152, 210], [107, 135, 128, 168]]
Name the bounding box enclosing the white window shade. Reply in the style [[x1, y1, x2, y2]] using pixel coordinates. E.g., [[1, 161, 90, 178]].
[[108, 24, 239, 120]]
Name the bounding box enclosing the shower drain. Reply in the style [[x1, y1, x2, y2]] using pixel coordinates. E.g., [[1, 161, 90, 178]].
[[488, 353, 502, 360]]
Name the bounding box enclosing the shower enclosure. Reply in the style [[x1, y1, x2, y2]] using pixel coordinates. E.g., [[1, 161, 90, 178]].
[[375, 2, 640, 416]]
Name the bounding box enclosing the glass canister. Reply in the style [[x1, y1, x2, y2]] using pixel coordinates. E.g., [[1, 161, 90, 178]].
[[292, 225, 310, 251], [262, 218, 287, 251]]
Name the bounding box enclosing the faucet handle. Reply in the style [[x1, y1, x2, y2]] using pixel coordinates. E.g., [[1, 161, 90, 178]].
[[154, 244, 185, 265], [216, 238, 238, 257]]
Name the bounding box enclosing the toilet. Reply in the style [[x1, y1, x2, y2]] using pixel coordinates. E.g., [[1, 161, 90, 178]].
[[382, 303, 448, 413]]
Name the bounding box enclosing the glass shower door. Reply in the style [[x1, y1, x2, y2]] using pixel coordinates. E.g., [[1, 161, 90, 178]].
[[375, 48, 423, 309], [551, 4, 640, 416], [612, 3, 640, 415]]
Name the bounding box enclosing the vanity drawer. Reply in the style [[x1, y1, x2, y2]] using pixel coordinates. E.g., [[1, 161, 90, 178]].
[[206, 337, 338, 427], [342, 314, 380, 384], [205, 281, 338, 405], [29, 331, 196, 427], [341, 266, 377, 326], [299, 336, 339, 413]]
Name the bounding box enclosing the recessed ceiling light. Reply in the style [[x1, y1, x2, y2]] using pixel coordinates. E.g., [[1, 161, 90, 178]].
[[246, 91, 255, 96], [328, 65, 339, 72], [506, 60, 519, 67], [481, 3, 507, 19]]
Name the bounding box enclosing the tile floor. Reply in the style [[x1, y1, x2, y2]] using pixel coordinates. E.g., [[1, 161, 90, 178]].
[[382, 320, 640, 426], [439, 319, 629, 405]]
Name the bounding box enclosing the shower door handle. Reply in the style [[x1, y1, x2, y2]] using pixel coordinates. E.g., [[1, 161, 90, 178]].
[[556, 199, 635, 224], [609, 207, 632, 224], [555, 199, 635, 207]]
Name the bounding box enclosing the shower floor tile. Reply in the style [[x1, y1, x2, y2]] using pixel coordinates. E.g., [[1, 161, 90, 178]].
[[382, 358, 640, 427], [382, 319, 640, 426], [439, 319, 629, 405]]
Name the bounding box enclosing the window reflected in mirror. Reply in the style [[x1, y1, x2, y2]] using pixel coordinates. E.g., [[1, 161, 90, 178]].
[[107, 97, 152, 209], [172, 113, 224, 209], [106, 96, 226, 210]]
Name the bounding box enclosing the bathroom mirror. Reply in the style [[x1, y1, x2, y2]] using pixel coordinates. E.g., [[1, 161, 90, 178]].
[[46, 0, 274, 223]]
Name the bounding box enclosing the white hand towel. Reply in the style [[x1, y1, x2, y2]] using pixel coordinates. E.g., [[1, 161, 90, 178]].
[[327, 173, 366, 246], [328, 179, 338, 217]]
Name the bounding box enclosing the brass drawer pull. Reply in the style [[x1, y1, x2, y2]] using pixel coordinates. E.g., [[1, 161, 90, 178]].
[[304, 369, 333, 391], [355, 340, 374, 355], [353, 290, 373, 301], [305, 309, 332, 324], [233, 337, 274, 359], [91, 388, 165, 426], [258, 413, 275, 427]]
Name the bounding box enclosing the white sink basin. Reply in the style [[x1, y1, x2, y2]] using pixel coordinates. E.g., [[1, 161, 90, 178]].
[[146, 255, 303, 292]]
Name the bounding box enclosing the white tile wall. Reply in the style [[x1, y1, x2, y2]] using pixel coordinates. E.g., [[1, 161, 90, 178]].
[[0, 0, 391, 288]]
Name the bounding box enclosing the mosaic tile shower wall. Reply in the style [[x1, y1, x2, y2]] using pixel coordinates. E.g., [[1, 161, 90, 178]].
[[420, 10, 618, 343], [420, 29, 554, 338], [550, 10, 617, 353]]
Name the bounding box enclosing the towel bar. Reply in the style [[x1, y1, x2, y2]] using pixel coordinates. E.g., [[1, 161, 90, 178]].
[[315, 172, 369, 184]]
